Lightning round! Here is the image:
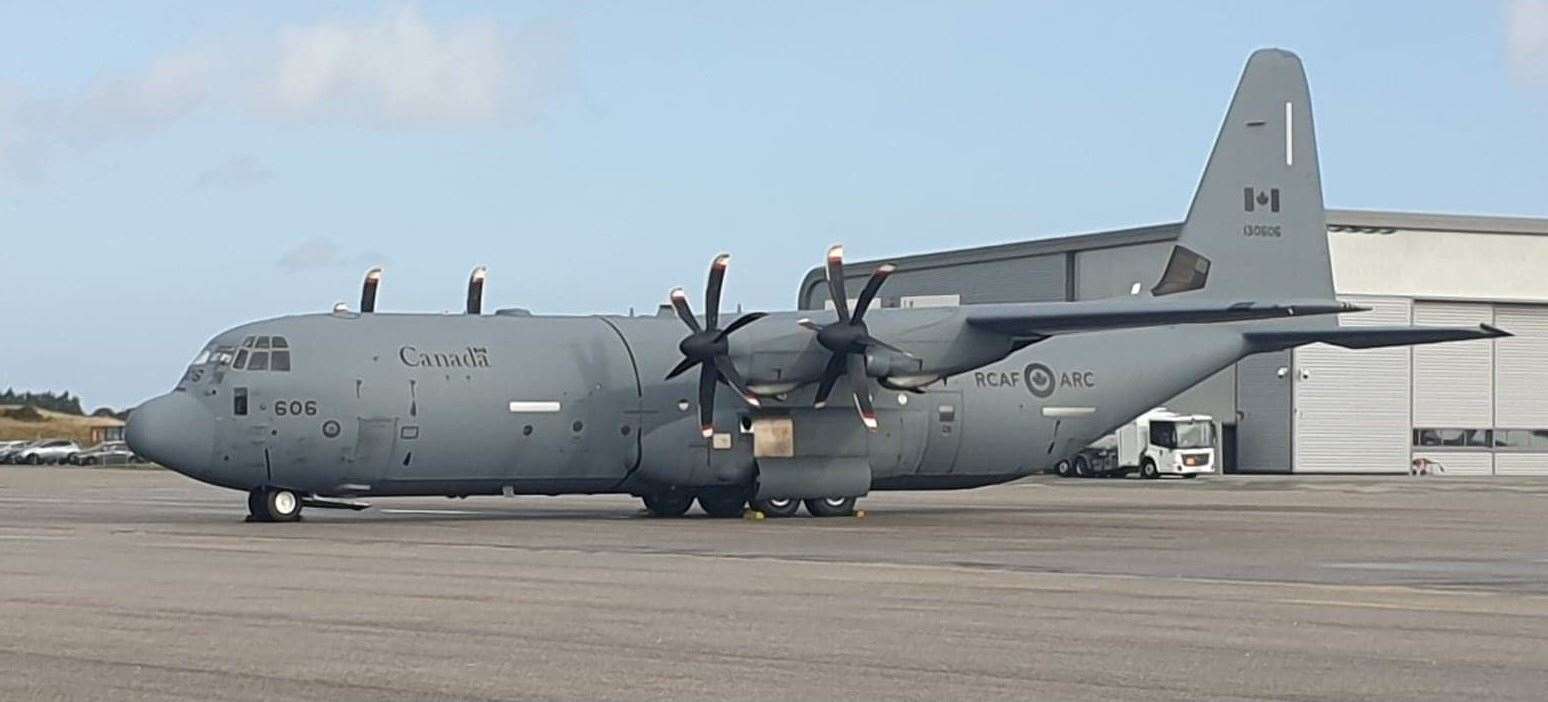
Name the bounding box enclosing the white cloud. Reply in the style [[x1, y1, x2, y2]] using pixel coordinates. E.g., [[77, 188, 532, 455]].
[[262, 6, 565, 126], [1507, 0, 1548, 86], [194, 154, 274, 190], [1, 6, 570, 182], [277, 237, 387, 272], [0, 53, 215, 182]]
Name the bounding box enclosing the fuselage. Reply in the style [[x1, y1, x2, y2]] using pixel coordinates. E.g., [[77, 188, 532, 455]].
[[127, 308, 1251, 499]]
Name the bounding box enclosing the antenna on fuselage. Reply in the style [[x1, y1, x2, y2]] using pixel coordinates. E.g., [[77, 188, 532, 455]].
[[360, 267, 383, 313], [466, 266, 488, 315]]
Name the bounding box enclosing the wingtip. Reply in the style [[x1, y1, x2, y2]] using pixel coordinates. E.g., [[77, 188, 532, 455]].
[[1480, 323, 1513, 338]]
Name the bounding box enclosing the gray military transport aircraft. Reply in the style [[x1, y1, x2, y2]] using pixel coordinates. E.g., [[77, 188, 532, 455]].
[[127, 49, 1505, 522]]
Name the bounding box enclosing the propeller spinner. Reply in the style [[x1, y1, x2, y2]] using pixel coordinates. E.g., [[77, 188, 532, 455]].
[[799, 245, 913, 430], [665, 254, 768, 438]]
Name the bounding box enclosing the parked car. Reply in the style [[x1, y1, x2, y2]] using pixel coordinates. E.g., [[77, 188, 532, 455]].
[[70, 441, 139, 466], [0, 440, 41, 464], [15, 440, 80, 465]]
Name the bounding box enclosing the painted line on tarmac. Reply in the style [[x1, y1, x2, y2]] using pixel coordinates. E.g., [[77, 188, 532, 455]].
[[380, 509, 485, 516]]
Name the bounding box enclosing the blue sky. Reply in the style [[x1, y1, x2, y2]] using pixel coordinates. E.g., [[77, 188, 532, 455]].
[[3, 1, 1547, 410]]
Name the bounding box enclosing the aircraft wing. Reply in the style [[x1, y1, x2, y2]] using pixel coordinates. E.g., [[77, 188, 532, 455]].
[[963, 299, 1364, 340], [1243, 324, 1510, 352]]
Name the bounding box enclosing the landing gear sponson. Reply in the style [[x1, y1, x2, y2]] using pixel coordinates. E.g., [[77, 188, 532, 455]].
[[640, 489, 856, 519]]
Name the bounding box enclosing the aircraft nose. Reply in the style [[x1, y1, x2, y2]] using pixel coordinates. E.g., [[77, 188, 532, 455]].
[[126, 393, 215, 474]]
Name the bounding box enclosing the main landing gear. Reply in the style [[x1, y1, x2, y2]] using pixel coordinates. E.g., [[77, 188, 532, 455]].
[[247, 487, 303, 522], [638, 489, 859, 519]]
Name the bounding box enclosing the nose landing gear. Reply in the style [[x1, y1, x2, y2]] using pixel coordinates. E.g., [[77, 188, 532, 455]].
[[247, 487, 303, 522]]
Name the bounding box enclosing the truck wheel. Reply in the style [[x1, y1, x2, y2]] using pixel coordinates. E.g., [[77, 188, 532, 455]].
[[1141, 459, 1160, 480], [642, 492, 694, 517], [805, 497, 857, 518], [1055, 460, 1072, 478], [1072, 455, 1090, 478], [750, 497, 801, 518]]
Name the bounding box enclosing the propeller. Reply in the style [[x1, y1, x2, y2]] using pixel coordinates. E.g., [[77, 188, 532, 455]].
[[466, 266, 487, 315], [799, 245, 912, 430], [665, 254, 768, 438]]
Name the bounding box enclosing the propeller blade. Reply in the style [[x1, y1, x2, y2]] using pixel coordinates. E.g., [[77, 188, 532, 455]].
[[665, 356, 700, 381], [859, 334, 916, 359], [704, 253, 730, 330], [847, 354, 878, 430], [714, 311, 767, 342], [825, 244, 850, 322], [851, 263, 894, 323], [466, 265, 487, 315], [812, 354, 846, 409], [698, 364, 717, 438], [713, 355, 761, 407], [669, 288, 701, 333], [360, 267, 383, 314]]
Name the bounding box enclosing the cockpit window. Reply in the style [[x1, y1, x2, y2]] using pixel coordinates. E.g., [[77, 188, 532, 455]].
[[227, 336, 293, 372]]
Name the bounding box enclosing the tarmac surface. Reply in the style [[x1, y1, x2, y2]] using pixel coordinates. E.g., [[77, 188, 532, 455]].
[[1, 467, 1546, 701]]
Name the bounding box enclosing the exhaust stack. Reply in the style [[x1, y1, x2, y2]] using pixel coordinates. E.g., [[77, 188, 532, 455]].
[[360, 267, 383, 313], [466, 266, 487, 315]]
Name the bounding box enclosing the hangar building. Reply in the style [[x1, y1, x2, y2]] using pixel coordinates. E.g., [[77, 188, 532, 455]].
[[798, 210, 1548, 476]]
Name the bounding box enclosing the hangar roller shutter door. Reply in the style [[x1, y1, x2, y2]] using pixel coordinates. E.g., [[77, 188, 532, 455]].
[[1494, 306, 1548, 475], [1293, 296, 1411, 473], [1412, 302, 1494, 475]]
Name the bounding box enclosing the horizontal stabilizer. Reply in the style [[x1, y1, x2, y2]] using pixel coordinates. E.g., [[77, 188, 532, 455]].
[[1244, 324, 1510, 352], [965, 299, 1362, 340]]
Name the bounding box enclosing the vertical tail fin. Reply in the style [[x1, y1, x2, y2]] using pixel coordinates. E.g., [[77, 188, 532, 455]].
[[1154, 49, 1334, 319]]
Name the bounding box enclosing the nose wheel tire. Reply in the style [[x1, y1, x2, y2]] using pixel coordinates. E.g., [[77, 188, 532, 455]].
[[248, 487, 303, 522], [641, 492, 695, 518], [696, 487, 749, 518], [750, 497, 801, 518], [1141, 459, 1160, 480], [804, 496, 857, 518]]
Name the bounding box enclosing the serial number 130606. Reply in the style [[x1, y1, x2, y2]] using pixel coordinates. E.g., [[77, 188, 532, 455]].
[[274, 400, 319, 416]]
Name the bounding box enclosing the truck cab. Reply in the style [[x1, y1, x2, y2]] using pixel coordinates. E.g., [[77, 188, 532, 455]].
[[1058, 408, 1216, 479]]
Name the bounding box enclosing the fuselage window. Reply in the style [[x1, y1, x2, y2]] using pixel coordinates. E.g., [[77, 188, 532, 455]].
[[234, 387, 249, 416], [233, 349, 250, 369], [248, 351, 270, 371]]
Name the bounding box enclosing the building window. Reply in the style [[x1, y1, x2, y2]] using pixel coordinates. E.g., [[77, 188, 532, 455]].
[[1494, 430, 1548, 452], [1413, 428, 1492, 448]]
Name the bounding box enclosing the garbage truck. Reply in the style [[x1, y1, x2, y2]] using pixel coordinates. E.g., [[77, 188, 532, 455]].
[[1055, 408, 1216, 479]]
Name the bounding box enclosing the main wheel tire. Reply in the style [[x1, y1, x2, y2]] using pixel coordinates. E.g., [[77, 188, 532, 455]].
[[697, 487, 749, 518], [1055, 460, 1072, 478], [750, 497, 801, 518], [1072, 454, 1090, 478], [249, 488, 303, 522], [804, 496, 857, 518], [1141, 459, 1160, 480], [641, 492, 694, 518]]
